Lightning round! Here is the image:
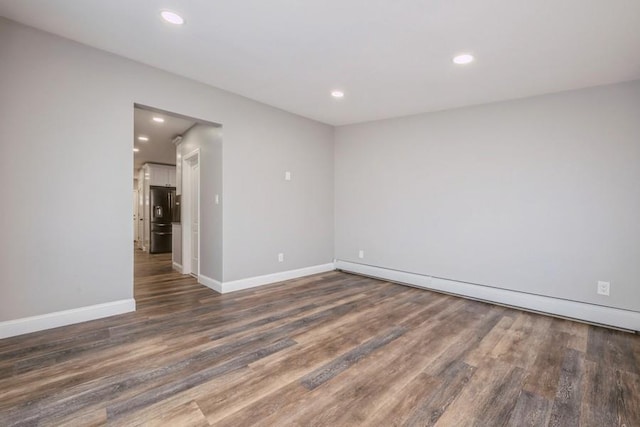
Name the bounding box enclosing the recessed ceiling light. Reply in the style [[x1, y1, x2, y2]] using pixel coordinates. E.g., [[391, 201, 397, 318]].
[[331, 90, 345, 99], [133, 148, 140, 152], [161, 10, 184, 25], [138, 136, 149, 141], [152, 117, 165, 123], [453, 54, 474, 65]]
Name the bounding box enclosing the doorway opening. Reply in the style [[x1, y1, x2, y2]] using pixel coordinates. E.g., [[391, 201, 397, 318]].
[[132, 104, 222, 296]]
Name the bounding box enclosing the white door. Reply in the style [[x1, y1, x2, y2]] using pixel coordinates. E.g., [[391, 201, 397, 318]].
[[182, 150, 200, 276], [190, 162, 199, 276]]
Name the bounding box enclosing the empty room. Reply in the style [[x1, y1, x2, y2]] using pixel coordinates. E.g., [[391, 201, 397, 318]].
[[1, 1, 639, 426]]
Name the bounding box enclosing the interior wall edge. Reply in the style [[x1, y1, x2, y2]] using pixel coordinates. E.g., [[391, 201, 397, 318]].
[[198, 274, 223, 293]]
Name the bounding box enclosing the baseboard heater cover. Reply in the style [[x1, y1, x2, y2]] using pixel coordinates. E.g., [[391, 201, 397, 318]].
[[335, 260, 640, 333]]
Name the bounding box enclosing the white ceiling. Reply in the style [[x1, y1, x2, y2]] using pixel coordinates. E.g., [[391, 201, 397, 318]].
[[133, 107, 195, 175], [1, 1, 639, 125]]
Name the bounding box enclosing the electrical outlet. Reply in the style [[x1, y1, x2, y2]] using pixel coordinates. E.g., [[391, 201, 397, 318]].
[[597, 281, 610, 296], [285, 171, 291, 181], [358, 250, 364, 259], [278, 253, 284, 262]]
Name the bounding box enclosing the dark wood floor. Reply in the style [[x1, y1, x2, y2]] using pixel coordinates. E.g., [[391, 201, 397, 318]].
[[1, 250, 639, 426]]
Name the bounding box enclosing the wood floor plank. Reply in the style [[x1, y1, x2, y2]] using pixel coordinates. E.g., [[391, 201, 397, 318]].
[[401, 361, 476, 427], [548, 348, 585, 427], [507, 390, 552, 427], [586, 327, 639, 376], [363, 372, 442, 427], [132, 401, 209, 427], [523, 330, 570, 399], [465, 314, 516, 367], [300, 325, 407, 390], [554, 318, 589, 353], [105, 338, 296, 422], [41, 407, 108, 427], [422, 304, 504, 377], [490, 312, 553, 369], [580, 360, 640, 426], [434, 360, 526, 426], [112, 367, 251, 427], [1, 248, 639, 426]]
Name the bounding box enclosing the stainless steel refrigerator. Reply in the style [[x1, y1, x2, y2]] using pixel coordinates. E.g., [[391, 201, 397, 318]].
[[149, 186, 177, 254]]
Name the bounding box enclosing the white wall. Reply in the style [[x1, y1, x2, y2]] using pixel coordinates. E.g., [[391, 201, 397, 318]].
[[335, 80, 640, 313], [0, 18, 334, 322], [222, 108, 335, 281]]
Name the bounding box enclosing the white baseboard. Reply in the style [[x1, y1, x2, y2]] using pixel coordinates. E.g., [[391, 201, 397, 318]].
[[198, 274, 222, 293], [172, 262, 183, 272], [335, 260, 640, 332], [0, 299, 136, 339], [222, 263, 335, 293], [198, 263, 335, 295]]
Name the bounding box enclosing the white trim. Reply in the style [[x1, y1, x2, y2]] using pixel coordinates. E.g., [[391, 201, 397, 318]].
[[172, 261, 183, 272], [198, 274, 223, 293], [199, 263, 335, 294], [182, 149, 200, 276], [335, 260, 640, 332], [0, 299, 136, 339], [222, 263, 335, 293]]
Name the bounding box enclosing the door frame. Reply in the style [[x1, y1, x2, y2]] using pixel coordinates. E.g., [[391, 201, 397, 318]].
[[133, 189, 139, 243], [182, 148, 200, 277]]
